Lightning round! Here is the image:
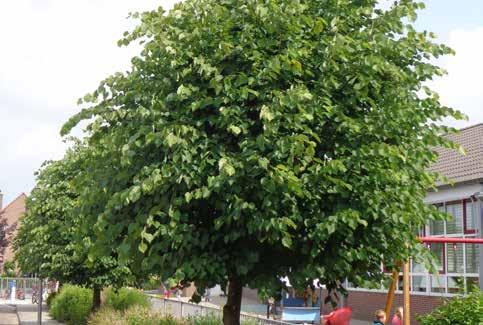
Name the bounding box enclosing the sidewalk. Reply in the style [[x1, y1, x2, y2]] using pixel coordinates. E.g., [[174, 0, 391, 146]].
[[16, 304, 62, 325], [0, 304, 18, 325]]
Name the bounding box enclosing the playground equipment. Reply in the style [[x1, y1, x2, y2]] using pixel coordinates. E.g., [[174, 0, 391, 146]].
[[282, 307, 320, 323], [321, 307, 352, 325], [384, 236, 483, 325]]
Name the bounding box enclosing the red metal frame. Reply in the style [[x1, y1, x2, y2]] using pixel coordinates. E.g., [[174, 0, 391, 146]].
[[419, 237, 483, 244]]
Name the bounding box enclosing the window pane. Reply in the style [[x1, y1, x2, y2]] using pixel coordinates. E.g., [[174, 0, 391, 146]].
[[448, 276, 464, 294], [412, 260, 426, 273], [430, 205, 445, 235], [412, 276, 427, 293], [430, 243, 444, 272], [466, 277, 479, 291], [446, 203, 463, 234], [465, 201, 476, 230], [397, 276, 403, 291], [431, 275, 445, 293], [447, 243, 464, 273], [466, 243, 479, 274]]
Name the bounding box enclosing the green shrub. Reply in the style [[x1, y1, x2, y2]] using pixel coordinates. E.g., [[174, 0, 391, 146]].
[[46, 291, 58, 307], [105, 287, 150, 311], [187, 314, 220, 325], [87, 307, 123, 325], [417, 288, 482, 325], [88, 306, 178, 325], [124, 305, 178, 325], [50, 284, 93, 325]]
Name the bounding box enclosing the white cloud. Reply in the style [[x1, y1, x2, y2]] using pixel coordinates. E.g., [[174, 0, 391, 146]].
[[430, 28, 483, 128]]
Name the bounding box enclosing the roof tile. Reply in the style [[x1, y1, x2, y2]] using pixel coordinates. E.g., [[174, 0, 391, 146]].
[[430, 123, 483, 185]]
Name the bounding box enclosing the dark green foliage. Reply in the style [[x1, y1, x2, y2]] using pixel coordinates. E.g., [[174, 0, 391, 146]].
[[13, 144, 133, 308], [105, 287, 150, 311], [46, 291, 58, 308], [50, 285, 93, 325], [1, 260, 16, 277], [61, 0, 463, 323], [417, 288, 483, 325]]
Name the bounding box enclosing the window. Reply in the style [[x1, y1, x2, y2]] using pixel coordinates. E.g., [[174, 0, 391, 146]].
[[466, 243, 479, 274], [430, 205, 445, 235], [430, 243, 445, 273], [447, 243, 464, 273], [412, 276, 427, 292], [464, 201, 476, 233], [448, 276, 464, 294], [446, 203, 463, 234], [430, 275, 445, 293], [466, 277, 479, 290]]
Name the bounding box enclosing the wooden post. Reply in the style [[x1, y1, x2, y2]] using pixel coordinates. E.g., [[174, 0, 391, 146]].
[[403, 261, 410, 325], [384, 269, 399, 324]]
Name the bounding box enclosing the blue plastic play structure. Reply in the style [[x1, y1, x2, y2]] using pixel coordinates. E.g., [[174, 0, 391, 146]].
[[281, 296, 321, 323], [282, 307, 320, 323]]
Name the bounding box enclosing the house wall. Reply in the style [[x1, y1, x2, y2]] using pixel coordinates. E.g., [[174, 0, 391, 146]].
[[321, 289, 444, 324], [424, 182, 483, 204], [0, 194, 26, 272]]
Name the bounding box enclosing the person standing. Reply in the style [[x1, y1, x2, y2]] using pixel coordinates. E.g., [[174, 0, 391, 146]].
[[373, 310, 386, 325], [391, 307, 403, 325]]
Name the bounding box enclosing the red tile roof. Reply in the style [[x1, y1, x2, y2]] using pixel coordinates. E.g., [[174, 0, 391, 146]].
[[430, 123, 483, 185]]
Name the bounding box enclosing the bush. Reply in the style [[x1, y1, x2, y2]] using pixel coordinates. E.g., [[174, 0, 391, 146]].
[[105, 287, 150, 311], [417, 288, 482, 325], [46, 291, 58, 307], [124, 305, 178, 325], [88, 306, 177, 325], [187, 314, 220, 325], [87, 307, 123, 325], [50, 284, 93, 325]]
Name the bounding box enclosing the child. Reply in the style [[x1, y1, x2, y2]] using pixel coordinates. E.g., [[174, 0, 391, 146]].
[[391, 307, 403, 325], [373, 309, 386, 325]]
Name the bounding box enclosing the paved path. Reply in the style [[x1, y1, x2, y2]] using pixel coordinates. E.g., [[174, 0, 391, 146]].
[[16, 304, 62, 325], [0, 305, 18, 325]]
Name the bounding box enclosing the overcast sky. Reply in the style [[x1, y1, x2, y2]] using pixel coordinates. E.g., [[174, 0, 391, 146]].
[[1, 1, 482, 204]]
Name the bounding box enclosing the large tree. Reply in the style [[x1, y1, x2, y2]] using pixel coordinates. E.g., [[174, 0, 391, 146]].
[[62, 0, 461, 323], [14, 144, 132, 310]]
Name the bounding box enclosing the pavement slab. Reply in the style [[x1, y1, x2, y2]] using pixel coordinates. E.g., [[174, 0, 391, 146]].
[[0, 304, 18, 325], [16, 304, 62, 325]]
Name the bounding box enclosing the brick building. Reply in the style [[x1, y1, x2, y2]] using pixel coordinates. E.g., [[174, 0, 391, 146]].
[[342, 123, 483, 323], [0, 191, 27, 273]]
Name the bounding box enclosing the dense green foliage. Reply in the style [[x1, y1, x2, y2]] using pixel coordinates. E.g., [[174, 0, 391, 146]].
[[46, 291, 58, 307], [105, 287, 150, 311], [50, 285, 93, 325], [57, 1, 464, 323], [417, 288, 483, 324], [1, 260, 16, 277], [13, 145, 133, 308], [62, 0, 461, 308]]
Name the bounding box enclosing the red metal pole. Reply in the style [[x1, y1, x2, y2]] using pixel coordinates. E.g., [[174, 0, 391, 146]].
[[418, 237, 483, 244]]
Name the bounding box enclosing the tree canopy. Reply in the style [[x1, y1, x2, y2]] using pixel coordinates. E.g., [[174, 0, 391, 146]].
[[58, 0, 460, 323], [14, 144, 132, 309]]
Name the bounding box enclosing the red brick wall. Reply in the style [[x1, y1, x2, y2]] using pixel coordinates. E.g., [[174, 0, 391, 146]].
[[0, 194, 26, 272], [321, 289, 445, 324]]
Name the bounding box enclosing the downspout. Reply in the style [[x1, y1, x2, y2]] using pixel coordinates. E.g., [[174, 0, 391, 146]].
[[471, 191, 483, 291]]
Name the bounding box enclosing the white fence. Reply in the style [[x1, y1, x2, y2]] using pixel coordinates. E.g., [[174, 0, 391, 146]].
[[0, 277, 51, 303], [150, 297, 292, 325]]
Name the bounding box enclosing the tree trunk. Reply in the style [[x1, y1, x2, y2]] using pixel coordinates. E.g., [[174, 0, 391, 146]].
[[92, 287, 101, 311], [223, 278, 243, 325]]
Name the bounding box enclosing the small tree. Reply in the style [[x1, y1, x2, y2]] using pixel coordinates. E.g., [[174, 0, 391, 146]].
[[14, 144, 132, 310], [62, 0, 462, 324]]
